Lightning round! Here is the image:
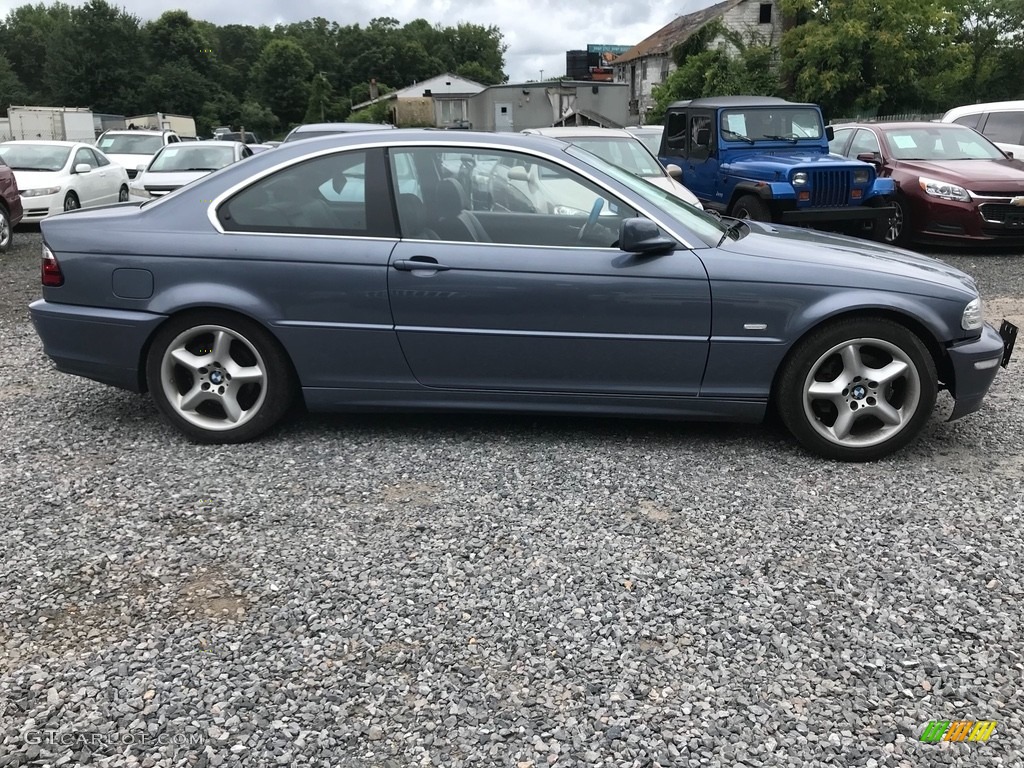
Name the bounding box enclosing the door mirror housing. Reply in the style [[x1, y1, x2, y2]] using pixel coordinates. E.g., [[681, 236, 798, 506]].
[[74, 163, 92, 174], [856, 151, 882, 168], [136, 164, 148, 173], [619, 218, 676, 255], [695, 128, 710, 147], [825, 125, 835, 141], [665, 163, 683, 179]]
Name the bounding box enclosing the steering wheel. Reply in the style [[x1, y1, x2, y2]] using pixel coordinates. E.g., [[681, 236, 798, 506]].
[[577, 197, 605, 243]]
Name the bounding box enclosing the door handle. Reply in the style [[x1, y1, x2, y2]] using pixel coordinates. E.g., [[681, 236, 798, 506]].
[[393, 257, 451, 272]]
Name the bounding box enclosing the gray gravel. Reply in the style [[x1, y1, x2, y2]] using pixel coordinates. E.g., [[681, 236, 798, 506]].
[[1, 228, 1022, 767]]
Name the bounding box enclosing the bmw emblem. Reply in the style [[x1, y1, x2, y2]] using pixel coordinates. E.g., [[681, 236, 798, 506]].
[[210, 370, 224, 385], [852, 385, 867, 400]]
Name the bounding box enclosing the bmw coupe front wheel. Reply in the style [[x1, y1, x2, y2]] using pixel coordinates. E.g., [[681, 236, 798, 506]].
[[777, 318, 937, 461], [145, 311, 296, 443]]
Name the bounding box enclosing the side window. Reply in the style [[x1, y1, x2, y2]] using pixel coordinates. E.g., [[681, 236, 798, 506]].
[[665, 112, 688, 156], [848, 129, 881, 157], [73, 148, 98, 168], [980, 111, 1024, 145], [389, 147, 637, 248], [689, 115, 713, 161], [91, 148, 110, 166], [829, 128, 852, 155], [952, 113, 980, 130], [219, 149, 393, 236], [167, 135, 179, 144]]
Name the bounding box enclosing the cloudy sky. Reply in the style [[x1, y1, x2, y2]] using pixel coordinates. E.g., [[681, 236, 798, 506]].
[[0, 0, 720, 82]]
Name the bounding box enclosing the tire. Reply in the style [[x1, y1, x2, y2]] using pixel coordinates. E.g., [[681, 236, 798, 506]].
[[0, 206, 11, 253], [145, 311, 296, 443], [63, 192, 80, 211], [887, 196, 911, 246], [730, 194, 770, 222], [118, 185, 129, 203], [776, 318, 937, 461]]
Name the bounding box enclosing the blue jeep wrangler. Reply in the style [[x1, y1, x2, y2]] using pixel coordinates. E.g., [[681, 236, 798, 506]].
[[658, 96, 895, 240]]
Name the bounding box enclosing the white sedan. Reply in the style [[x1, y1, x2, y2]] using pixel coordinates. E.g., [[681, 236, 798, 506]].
[[129, 141, 253, 201], [521, 126, 702, 208], [0, 140, 129, 222]]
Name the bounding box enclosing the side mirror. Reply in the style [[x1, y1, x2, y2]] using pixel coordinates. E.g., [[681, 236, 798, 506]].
[[825, 125, 835, 141], [856, 151, 882, 168], [695, 128, 710, 146], [74, 163, 91, 174], [665, 163, 683, 179], [136, 164, 148, 173], [619, 217, 676, 255], [1005, 150, 1015, 159]]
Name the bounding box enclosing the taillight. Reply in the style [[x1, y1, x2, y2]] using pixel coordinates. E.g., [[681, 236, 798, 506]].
[[41, 245, 64, 287]]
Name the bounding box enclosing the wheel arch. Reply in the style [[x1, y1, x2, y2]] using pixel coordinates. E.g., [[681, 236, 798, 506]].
[[768, 306, 951, 408], [136, 305, 303, 402]]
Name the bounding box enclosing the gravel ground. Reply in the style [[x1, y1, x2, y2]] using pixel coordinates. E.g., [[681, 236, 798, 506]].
[[1, 227, 1022, 767]]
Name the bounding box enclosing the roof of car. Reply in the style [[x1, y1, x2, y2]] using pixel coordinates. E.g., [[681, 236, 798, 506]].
[[832, 121, 969, 131], [289, 122, 395, 133], [161, 140, 246, 147], [102, 129, 170, 135], [943, 100, 1024, 118], [522, 126, 635, 138], [668, 96, 816, 109], [0, 139, 85, 146], [625, 126, 663, 132]]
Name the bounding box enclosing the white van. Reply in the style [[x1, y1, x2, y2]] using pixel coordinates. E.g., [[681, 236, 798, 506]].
[[941, 101, 1024, 158]]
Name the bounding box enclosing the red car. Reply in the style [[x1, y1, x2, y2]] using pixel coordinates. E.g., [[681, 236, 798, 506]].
[[0, 155, 24, 252], [829, 121, 1024, 246]]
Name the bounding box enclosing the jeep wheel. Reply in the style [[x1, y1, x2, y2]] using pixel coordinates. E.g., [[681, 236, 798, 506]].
[[730, 195, 770, 222]]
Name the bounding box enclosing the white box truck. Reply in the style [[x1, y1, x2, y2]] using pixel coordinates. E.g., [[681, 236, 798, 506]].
[[126, 112, 197, 138], [3, 106, 96, 141]]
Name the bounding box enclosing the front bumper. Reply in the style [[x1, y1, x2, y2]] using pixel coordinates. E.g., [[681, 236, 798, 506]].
[[780, 205, 895, 225], [18, 192, 61, 222], [946, 321, 1015, 421], [29, 299, 166, 392]]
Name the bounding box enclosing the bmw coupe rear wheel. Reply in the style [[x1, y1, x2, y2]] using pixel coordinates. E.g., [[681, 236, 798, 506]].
[[777, 318, 937, 461], [145, 312, 296, 443]]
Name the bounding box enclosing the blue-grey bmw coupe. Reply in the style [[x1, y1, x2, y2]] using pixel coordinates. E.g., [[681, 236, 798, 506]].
[[29, 130, 1015, 460]]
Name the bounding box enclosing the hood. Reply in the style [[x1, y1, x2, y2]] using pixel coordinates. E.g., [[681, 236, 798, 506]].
[[893, 159, 1024, 190], [137, 170, 210, 189], [720, 221, 977, 295], [647, 176, 702, 207], [723, 151, 868, 178], [12, 169, 65, 193]]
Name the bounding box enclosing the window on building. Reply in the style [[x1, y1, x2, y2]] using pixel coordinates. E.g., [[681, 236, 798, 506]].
[[760, 3, 773, 23], [641, 61, 648, 80]]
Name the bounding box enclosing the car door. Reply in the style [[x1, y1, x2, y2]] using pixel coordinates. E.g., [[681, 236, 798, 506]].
[[70, 147, 105, 206], [385, 145, 711, 396], [85, 147, 120, 203], [683, 113, 718, 205]]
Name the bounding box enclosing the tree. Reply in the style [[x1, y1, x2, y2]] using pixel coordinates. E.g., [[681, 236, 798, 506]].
[[0, 54, 28, 110], [779, 0, 955, 118], [304, 72, 349, 122], [936, 0, 1024, 105], [0, 2, 74, 103], [251, 38, 314, 126], [43, 0, 144, 112]]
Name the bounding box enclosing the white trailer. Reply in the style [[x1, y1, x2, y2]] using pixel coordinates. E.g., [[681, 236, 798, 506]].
[[3, 106, 96, 141], [126, 112, 197, 138]]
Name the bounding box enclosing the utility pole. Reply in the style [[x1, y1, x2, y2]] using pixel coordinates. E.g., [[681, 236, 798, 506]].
[[539, 68, 544, 81]]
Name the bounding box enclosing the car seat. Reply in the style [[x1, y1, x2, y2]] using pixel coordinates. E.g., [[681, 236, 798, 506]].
[[396, 193, 440, 240], [431, 178, 491, 242]]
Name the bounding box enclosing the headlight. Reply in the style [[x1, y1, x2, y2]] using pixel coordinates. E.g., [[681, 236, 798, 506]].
[[853, 169, 870, 184], [919, 176, 970, 202], [961, 297, 983, 331], [792, 172, 808, 186], [20, 187, 61, 197]]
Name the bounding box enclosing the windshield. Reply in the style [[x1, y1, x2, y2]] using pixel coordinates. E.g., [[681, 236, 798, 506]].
[[720, 107, 824, 141], [0, 144, 70, 171], [563, 136, 665, 177], [149, 145, 236, 172], [97, 134, 164, 154], [882, 125, 1007, 160], [566, 144, 728, 246]]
